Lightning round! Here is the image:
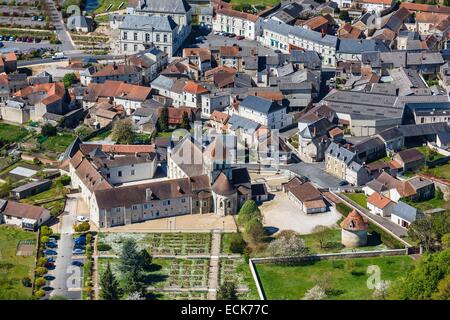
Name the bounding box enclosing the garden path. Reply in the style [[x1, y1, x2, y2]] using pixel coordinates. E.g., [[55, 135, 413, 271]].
[[207, 230, 221, 300]]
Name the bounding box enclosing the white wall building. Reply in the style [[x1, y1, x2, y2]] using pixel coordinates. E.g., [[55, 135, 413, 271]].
[[213, 8, 262, 40]]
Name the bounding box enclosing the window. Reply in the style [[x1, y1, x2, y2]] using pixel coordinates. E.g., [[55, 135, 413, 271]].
[[115, 208, 120, 213], [131, 170, 135, 176], [134, 44, 137, 52], [144, 204, 148, 209], [118, 171, 122, 177], [132, 205, 138, 210], [123, 32, 128, 40], [134, 32, 138, 41], [124, 44, 127, 51], [181, 198, 186, 203], [145, 33, 150, 42], [163, 34, 167, 42], [156, 34, 160, 42]]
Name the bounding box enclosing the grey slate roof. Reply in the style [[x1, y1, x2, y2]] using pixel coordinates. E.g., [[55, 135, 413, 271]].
[[136, 0, 191, 14], [228, 114, 260, 134], [392, 201, 419, 223], [120, 14, 178, 31], [289, 25, 338, 47], [239, 95, 284, 114], [326, 142, 356, 165], [338, 39, 390, 54]]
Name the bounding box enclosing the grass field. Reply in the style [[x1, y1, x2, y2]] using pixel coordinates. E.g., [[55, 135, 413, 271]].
[[344, 193, 368, 208], [87, 129, 112, 141], [40, 133, 75, 154], [421, 162, 450, 180], [94, 0, 128, 14], [229, 0, 280, 8], [404, 197, 449, 212], [0, 123, 28, 143], [0, 226, 36, 300], [416, 146, 444, 162], [256, 255, 415, 300]]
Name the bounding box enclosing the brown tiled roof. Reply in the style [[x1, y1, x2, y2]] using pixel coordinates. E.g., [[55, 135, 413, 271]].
[[93, 64, 141, 77], [212, 172, 235, 196], [203, 137, 232, 161], [340, 209, 368, 231], [400, 2, 450, 14], [216, 8, 259, 22], [367, 192, 393, 209], [304, 199, 326, 209], [416, 12, 448, 24], [182, 48, 211, 61], [214, 72, 235, 88], [96, 108, 118, 119], [395, 149, 425, 164], [183, 81, 209, 94], [16, 82, 65, 106], [288, 182, 322, 203], [3, 200, 48, 220], [94, 175, 211, 209], [114, 82, 151, 101], [219, 46, 241, 57], [79, 144, 155, 155], [247, 91, 283, 101], [328, 127, 343, 138], [205, 65, 237, 77], [159, 107, 195, 125], [210, 110, 230, 124], [305, 15, 331, 30], [69, 151, 113, 193]]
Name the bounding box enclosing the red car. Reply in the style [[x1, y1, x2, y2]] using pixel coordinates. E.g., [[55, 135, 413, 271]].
[[26, 37, 32, 43], [236, 36, 245, 40]]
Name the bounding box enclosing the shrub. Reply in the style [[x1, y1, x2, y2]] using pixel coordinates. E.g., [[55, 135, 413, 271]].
[[35, 277, 46, 287], [33, 158, 41, 165], [86, 233, 92, 243], [74, 221, 90, 232], [245, 217, 265, 243], [41, 124, 57, 137], [58, 175, 71, 186], [41, 236, 49, 244], [35, 289, 45, 298], [40, 225, 53, 237], [22, 277, 32, 287], [97, 243, 112, 251], [238, 200, 261, 225], [37, 257, 48, 267], [36, 267, 48, 276], [228, 233, 246, 254]]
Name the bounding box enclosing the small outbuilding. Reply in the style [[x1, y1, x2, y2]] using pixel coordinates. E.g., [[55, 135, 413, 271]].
[[340, 209, 368, 247]]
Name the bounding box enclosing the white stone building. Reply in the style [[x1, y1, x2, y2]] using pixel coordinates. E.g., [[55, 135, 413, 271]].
[[213, 8, 262, 40]]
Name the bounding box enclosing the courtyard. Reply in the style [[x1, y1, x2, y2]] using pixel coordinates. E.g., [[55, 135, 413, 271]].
[[260, 191, 341, 234]]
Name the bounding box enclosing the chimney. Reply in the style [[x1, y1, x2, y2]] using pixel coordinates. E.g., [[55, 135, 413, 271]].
[[113, 62, 117, 70], [146, 188, 153, 200], [321, 29, 326, 38]]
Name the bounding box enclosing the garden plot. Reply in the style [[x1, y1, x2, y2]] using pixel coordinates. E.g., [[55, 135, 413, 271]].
[[219, 258, 259, 299], [153, 291, 208, 300], [98, 232, 211, 256]]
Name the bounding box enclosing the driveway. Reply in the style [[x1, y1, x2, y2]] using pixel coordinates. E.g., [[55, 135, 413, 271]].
[[44, 0, 76, 52], [261, 192, 341, 235], [49, 194, 83, 299]]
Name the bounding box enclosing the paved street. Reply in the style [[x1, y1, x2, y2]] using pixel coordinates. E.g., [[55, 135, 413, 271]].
[[44, 0, 77, 52], [49, 194, 83, 299]]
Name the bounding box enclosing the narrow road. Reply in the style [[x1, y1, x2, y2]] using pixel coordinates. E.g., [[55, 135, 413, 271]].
[[44, 0, 77, 52], [207, 230, 221, 300], [49, 194, 83, 299]]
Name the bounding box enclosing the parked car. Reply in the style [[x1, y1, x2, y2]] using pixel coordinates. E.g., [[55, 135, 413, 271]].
[[9, 36, 16, 41], [43, 249, 57, 256], [0, 36, 3, 41], [228, 33, 236, 38], [274, 49, 282, 54], [46, 257, 55, 263], [48, 237, 57, 243], [72, 248, 85, 254], [52, 52, 65, 60], [338, 180, 349, 186], [195, 36, 205, 42], [32, 16, 37, 21], [236, 36, 245, 40], [72, 260, 84, 267], [26, 37, 32, 43], [46, 242, 57, 248], [74, 238, 86, 246], [0, 42, 3, 48], [76, 216, 89, 222], [34, 38, 41, 43], [45, 262, 55, 268], [38, 16, 44, 21]]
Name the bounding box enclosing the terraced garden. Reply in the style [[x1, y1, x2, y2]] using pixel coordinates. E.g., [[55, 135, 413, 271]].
[[219, 258, 259, 299], [98, 232, 212, 256]]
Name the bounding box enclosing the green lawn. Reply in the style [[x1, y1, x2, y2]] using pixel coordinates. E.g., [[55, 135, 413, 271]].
[[420, 162, 450, 180], [40, 133, 76, 154], [229, 0, 280, 9], [0, 225, 37, 300], [221, 233, 235, 254], [257, 255, 415, 300], [87, 129, 112, 141], [0, 123, 29, 143], [94, 0, 128, 14], [416, 146, 444, 162], [344, 193, 368, 208], [404, 197, 448, 212]]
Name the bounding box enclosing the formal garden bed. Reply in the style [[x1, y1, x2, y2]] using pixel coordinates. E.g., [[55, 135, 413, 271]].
[[219, 258, 259, 299], [0, 225, 37, 300], [256, 255, 415, 300], [98, 232, 212, 256]]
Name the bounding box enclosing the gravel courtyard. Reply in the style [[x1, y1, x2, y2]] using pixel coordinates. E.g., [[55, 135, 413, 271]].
[[261, 192, 342, 235]]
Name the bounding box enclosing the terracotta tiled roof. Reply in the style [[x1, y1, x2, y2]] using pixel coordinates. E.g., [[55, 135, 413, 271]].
[[16, 82, 65, 106], [3, 52, 16, 62], [389, 160, 402, 170], [305, 15, 331, 30], [93, 64, 141, 77], [216, 8, 259, 22], [340, 209, 368, 231], [210, 110, 230, 124], [247, 91, 283, 101], [114, 82, 151, 101], [288, 182, 323, 203], [212, 172, 235, 196], [329, 127, 343, 137], [183, 81, 209, 94], [416, 12, 448, 24], [205, 65, 237, 77], [69, 151, 113, 193], [400, 2, 450, 14], [367, 192, 393, 209], [359, 0, 393, 5], [0, 73, 8, 85], [182, 48, 211, 61]]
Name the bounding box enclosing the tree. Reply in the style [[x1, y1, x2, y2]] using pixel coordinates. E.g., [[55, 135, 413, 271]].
[[238, 200, 260, 225], [41, 124, 57, 137], [35, 277, 46, 287], [388, 249, 450, 300], [433, 274, 450, 300], [74, 221, 90, 232], [40, 225, 53, 237], [267, 230, 308, 257], [62, 72, 77, 89], [217, 281, 237, 300], [339, 10, 350, 22], [0, 177, 13, 198], [118, 239, 147, 294], [303, 285, 326, 300], [372, 280, 390, 300], [408, 215, 434, 252], [112, 119, 136, 144], [312, 225, 331, 249], [181, 111, 190, 130], [228, 233, 246, 254], [245, 217, 265, 243], [100, 262, 120, 300], [138, 249, 152, 270], [158, 106, 169, 132]]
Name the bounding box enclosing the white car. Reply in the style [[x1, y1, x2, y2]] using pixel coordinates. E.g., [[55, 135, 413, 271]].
[[76, 216, 89, 222]]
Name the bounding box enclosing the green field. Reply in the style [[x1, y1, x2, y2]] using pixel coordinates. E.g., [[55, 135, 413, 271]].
[[229, 0, 280, 8], [344, 193, 368, 208], [39, 133, 76, 154], [256, 255, 415, 300], [404, 197, 448, 212], [94, 0, 128, 14], [0, 226, 37, 300], [0, 123, 29, 144], [416, 146, 444, 162]]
